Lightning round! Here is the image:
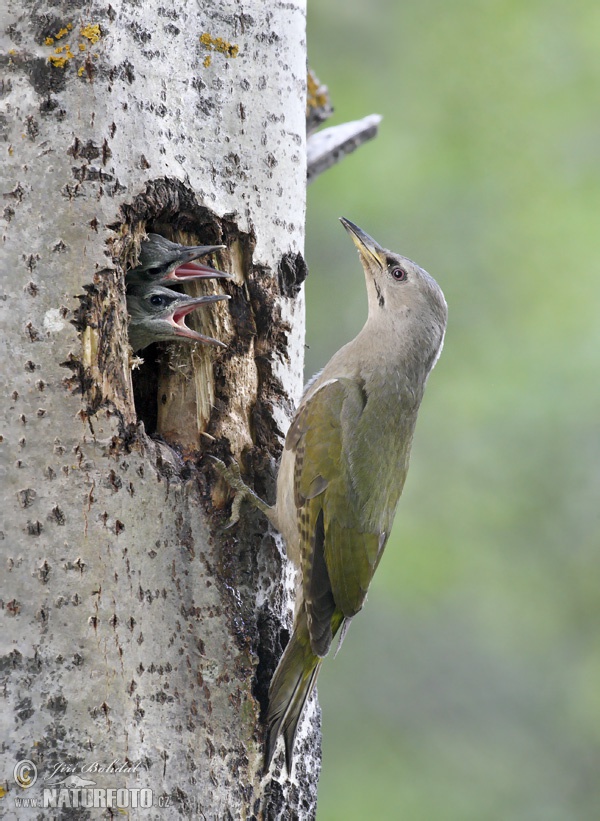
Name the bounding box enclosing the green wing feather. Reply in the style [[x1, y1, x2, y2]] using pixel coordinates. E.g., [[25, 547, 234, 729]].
[[288, 378, 385, 654], [266, 377, 393, 770]]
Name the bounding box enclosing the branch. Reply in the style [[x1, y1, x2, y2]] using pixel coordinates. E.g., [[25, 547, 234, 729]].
[[307, 114, 382, 184]]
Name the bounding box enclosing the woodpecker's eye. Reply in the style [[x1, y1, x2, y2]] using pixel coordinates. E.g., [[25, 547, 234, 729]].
[[390, 266, 407, 282], [149, 295, 168, 307]]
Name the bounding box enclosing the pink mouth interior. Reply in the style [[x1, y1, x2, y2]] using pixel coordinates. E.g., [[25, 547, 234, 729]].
[[172, 304, 199, 327], [171, 262, 220, 279]]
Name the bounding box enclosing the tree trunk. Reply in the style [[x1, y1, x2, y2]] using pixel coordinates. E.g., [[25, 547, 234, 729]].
[[1, 1, 314, 817]]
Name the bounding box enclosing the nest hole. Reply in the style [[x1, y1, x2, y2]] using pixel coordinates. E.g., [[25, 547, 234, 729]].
[[120, 197, 227, 439]]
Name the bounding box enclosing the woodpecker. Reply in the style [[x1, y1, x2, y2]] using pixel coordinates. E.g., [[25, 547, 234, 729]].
[[126, 282, 230, 352], [214, 219, 447, 772], [127, 233, 230, 287]]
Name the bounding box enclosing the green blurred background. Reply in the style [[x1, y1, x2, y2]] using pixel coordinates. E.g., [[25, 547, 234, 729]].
[[305, 2, 600, 819]]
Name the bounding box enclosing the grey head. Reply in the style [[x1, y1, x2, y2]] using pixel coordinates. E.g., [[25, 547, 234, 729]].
[[340, 217, 447, 374], [126, 283, 229, 352], [127, 233, 230, 286]]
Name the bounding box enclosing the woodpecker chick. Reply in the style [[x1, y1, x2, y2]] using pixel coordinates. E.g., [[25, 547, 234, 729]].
[[127, 233, 230, 287], [127, 283, 230, 352]]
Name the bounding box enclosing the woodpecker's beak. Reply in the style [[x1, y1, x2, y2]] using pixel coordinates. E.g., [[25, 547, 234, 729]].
[[169, 294, 230, 348], [340, 218, 385, 270]]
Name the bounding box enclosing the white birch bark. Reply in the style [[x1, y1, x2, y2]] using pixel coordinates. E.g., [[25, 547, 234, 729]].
[[0, 0, 314, 817]]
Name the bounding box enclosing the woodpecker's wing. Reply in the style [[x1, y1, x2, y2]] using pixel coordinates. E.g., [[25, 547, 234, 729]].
[[286, 377, 383, 656]]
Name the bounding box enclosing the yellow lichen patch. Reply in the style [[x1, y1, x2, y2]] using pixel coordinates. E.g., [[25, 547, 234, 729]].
[[200, 32, 239, 58], [203, 54, 211, 68], [48, 43, 75, 68], [44, 24, 77, 67], [55, 25, 71, 40], [307, 68, 331, 112], [80, 24, 101, 45], [44, 21, 100, 71], [44, 22, 73, 49]]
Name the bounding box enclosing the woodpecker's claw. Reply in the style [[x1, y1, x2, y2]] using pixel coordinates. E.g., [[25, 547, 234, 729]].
[[210, 456, 271, 526], [210, 456, 245, 490], [211, 457, 246, 528]]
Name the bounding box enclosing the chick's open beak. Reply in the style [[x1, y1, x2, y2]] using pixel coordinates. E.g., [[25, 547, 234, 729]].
[[169, 258, 231, 281], [169, 294, 230, 348]]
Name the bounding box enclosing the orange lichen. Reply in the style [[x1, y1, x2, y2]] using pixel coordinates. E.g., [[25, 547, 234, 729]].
[[80, 24, 101, 45], [307, 70, 329, 110], [44, 21, 100, 71], [203, 55, 212, 68], [55, 26, 72, 40], [44, 23, 77, 67], [48, 43, 75, 68], [44, 22, 74, 52], [200, 32, 239, 58]]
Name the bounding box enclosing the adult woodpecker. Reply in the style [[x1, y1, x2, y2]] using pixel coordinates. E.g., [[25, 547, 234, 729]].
[[126, 233, 229, 287], [214, 218, 447, 772], [126, 282, 230, 352]]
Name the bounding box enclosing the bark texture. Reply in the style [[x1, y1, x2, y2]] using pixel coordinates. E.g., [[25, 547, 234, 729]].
[[0, 0, 315, 817]]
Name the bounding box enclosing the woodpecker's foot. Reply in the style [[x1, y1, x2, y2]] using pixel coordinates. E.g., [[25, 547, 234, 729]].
[[210, 456, 272, 527]]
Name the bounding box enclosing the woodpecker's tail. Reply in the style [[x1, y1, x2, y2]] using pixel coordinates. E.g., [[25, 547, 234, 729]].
[[265, 608, 348, 771], [264, 610, 322, 773]]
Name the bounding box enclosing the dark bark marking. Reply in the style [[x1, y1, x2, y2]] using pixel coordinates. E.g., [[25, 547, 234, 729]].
[[277, 251, 308, 298]]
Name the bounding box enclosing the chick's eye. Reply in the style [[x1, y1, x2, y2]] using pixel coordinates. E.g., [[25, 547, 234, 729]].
[[150, 295, 167, 306], [390, 266, 407, 282]]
